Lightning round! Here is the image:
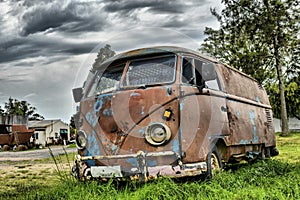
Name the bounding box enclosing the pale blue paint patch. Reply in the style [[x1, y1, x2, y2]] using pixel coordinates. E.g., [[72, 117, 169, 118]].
[[146, 159, 157, 167], [172, 139, 179, 153], [255, 96, 260, 103], [83, 149, 96, 166], [94, 99, 103, 113], [103, 108, 113, 117], [138, 129, 145, 137], [111, 144, 119, 152], [126, 158, 138, 167], [83, 130, 101, 166], [87, 130, 101, 156], [236, 111, 241, 118], [249, 110, 258, 143], [85, 111, 98, 127], [141, 106, 145, 115], [94, 94, 112, 114], [180, 102, 184, 111]]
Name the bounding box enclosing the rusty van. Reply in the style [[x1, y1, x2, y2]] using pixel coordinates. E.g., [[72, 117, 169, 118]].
[[72, 46, 278, 181]]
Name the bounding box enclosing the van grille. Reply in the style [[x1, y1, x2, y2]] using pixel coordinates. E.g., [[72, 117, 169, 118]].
[[265, 109, 273, 130]]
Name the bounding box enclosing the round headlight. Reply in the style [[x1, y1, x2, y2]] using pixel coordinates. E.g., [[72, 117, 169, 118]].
[[75, 130, 87, 149], [145, 123, 171, 145]]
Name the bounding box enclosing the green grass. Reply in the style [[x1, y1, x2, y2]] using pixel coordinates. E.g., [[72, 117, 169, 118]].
[[0, 133, 299, 199]]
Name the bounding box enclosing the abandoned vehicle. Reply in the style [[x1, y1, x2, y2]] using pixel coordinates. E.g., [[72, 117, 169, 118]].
[[72, 46, 279, 181], [0, 115, 34, 150]]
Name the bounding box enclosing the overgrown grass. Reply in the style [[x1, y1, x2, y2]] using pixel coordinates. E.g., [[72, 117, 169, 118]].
[[1, 133, 299, 199]]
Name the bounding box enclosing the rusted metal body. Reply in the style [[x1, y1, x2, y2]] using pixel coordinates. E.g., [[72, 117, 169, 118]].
[[72, 46, 278, 181], [0, 115, 34, 146]]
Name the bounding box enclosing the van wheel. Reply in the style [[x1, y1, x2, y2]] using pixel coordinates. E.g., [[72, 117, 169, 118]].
[[206, 146, 222, 179]]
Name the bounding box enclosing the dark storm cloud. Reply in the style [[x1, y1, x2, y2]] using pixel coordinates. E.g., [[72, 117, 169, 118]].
[[20, 1, 106, 36], [0, 37, 97, 64], [103, 0, 186, 14]]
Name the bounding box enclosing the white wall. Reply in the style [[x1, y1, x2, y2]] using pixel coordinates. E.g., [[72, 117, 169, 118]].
[[31, 120, 70, 146], [274, 118, 300, 132], [45, 121, 70, 145]]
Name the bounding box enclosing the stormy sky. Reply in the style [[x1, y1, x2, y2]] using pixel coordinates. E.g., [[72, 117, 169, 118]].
[[0, 0, 222, 123]]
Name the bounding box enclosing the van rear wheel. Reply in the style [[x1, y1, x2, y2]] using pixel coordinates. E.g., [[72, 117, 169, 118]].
[[206, 146, 222, 179]]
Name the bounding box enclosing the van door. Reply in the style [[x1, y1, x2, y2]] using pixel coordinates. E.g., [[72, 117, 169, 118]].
[[179, 57, 229, 163]]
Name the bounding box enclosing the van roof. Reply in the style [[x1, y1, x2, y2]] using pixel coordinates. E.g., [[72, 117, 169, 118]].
[[97, 46, 258, 83], [99, 46, 218, 67]]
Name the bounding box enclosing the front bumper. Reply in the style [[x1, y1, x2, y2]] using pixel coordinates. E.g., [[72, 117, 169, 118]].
[[73, 151, 207, 182]]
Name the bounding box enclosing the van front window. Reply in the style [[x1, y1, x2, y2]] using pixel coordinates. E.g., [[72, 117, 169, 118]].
[[122, 55, 176, 87]]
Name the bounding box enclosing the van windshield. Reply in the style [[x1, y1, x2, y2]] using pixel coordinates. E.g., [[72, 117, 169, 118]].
[[122, 55, 176, 87], [86, 55, 176, 96]]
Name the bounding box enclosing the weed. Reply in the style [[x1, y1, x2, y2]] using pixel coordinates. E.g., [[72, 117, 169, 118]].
[[0, 133, 299, 199]]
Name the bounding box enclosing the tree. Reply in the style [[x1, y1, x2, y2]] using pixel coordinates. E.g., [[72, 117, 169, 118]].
[[0, 106, 4, 115], [69, 115, 76, 138], [201, 0, 300, 136], [92, 44, 116, 71], [266, 76, 300, 120], [2, 97, 44, 120]]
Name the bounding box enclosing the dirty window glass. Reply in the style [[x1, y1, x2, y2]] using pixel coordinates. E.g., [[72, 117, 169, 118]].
[[202, 62, 220, 91], [95, 64, 124, 94], [122, 56, 175, 86], [87, 64, 125, 96], [182, 57, 195, 84]]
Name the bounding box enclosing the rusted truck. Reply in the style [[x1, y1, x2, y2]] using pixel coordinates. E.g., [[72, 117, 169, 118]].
[[0, 115, 34, 150], [72, 46, 278, 181]]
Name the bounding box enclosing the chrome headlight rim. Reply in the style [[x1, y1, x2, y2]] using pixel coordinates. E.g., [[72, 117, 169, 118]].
[[75, 130, 87, 150], [145, 122, 171, 146]]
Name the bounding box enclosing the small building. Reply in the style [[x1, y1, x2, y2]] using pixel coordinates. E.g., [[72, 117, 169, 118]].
[[28, 119, 70, 146], [274, 118, 300, 133]]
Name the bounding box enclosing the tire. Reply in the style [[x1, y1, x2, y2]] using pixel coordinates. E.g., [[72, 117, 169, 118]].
[[206, 146, 222, 179]]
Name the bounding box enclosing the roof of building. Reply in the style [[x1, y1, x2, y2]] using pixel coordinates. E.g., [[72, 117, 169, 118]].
[[28, 119, 63, 128]]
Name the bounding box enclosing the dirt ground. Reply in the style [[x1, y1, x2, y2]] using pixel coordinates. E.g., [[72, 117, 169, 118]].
[[0, 146, 77, 161], [0, 146, 77, 181]]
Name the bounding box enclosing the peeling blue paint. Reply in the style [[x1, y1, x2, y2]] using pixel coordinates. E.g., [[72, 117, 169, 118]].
[[88, 130, 101, 156], [141, 106, 145, 115], [84, 130, 101, 166], [94, 94, 112, 114], [172, 139, 179, 153], [249, 110, 258, 143], [146, 159, 157, 167], [236, 111, 241, 117], [111, 144, 119, 152], [138, 129, 145, 137], [85, 111, 98, 127], [83, 149, 96, 166], [180, 101, 184, 111], [255, 96, 260, 103], [126, 158, 138, 167], [103, 108, 113, 117]]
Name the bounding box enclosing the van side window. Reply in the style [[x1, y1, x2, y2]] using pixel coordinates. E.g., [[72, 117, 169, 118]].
[[201, 62, 220, 91], [194, 59, 204, 86], [182, 57, 195, 84]]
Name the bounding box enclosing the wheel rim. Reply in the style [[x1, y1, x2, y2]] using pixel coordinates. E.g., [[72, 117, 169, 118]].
[[211, 152, 220, 175]]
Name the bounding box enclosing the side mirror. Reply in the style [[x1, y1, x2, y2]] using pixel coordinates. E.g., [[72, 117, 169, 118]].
[[202, 63, 217, 81], [72, 87, 83, 103]]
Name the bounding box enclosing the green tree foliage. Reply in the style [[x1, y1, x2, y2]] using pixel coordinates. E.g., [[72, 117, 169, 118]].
[[201, 0, 300, 136], [69, 115, 76, 137], [266, 76, 300, 120], [2, 97, 44, 120], [92, 44, 116, 71]]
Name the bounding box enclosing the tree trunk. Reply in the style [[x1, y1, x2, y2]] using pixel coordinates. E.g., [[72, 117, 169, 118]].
[[274, 37, 289, 136]]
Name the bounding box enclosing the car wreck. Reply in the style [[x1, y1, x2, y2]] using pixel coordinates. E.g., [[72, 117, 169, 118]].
[[72, 46, 278, 181]]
